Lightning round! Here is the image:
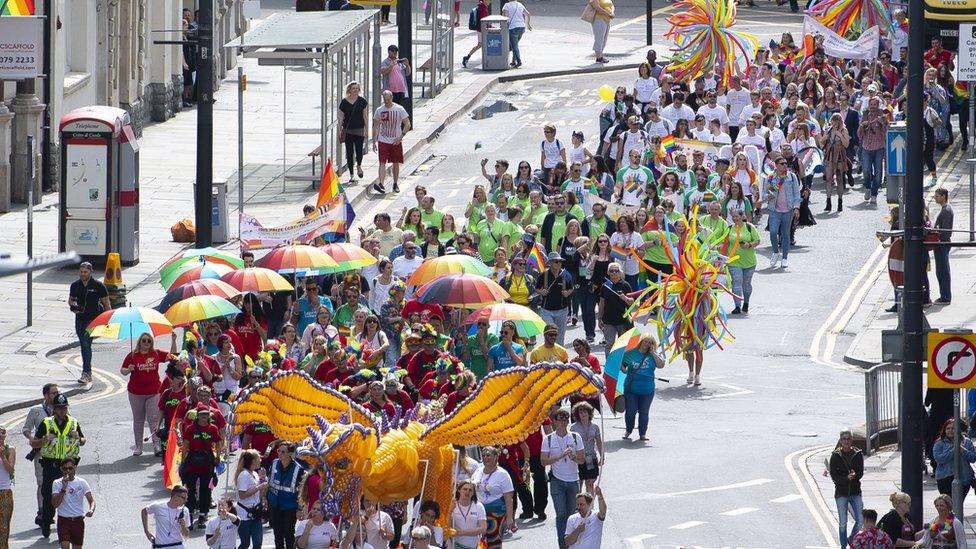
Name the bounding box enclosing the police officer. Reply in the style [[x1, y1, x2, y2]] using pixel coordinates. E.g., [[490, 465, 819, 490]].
[[265, 442, 305, 549], [30, 393, 85, 539]]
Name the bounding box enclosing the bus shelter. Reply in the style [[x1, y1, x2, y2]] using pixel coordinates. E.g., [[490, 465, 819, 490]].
[[224, 10, 379, 185]]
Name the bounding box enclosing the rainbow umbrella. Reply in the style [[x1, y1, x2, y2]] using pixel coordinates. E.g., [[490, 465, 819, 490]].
[[86, 306, 174, 340], [415, 274, 509, 309], [256, 244, 339, 275], [160, 247, 245, 279], [318, 242, 377, 272], [160, 261, 235, 291], [156, 279, 241, 312], [164, 295, 241, 327], [407, 254, 493, 286], [221, 267, 294, 293], [462, 303, 546, 338], [603, 326, 644, 414]]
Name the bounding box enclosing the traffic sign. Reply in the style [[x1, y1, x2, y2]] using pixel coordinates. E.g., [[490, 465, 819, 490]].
[[927, 332, 976, 389], [958, 23, 976, 81], [886, 123, 907, 177]]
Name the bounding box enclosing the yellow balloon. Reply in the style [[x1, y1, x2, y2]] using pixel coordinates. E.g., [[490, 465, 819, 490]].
[[598, 84, 615, 103]]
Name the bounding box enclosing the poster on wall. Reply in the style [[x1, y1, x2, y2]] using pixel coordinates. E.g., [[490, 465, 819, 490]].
[[0, 16, 42, 79]]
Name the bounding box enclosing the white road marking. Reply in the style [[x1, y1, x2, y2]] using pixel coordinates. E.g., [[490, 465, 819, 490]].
[[669, 520, 708, 530], [784, 445, 837, 546], [700, 382, 754, 400], [719, 506, 760, 516], [614, 478, 775, 501], [770, 494, 803, 503], [624, 534, 658, 548]]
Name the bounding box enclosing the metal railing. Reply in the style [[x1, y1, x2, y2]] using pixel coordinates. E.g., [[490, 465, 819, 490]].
[[865, 362, 902, 456]]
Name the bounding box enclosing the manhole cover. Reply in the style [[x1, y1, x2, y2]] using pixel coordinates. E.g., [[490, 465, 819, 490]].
[[470, 100, 517, 120]]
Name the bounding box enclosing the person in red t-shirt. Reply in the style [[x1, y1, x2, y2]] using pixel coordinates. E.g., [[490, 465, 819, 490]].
[[443, 370, 477, 415], [524, 414, 554, 520], [242, 422, 279, 468], [925, 37, 954, 72], [174, 384, 228, 435], [362, 381, 398, 418], [233, 294, 268, 361], [315, 346, 354, 386], [383, 376, 415, 412], [156, 366, 188, 457], [121, 332, 177, 456], [180, 405, 223, 527], [406, 329, 443, 388], [499, 440, 532, 519], [569, 338, 603, 412]]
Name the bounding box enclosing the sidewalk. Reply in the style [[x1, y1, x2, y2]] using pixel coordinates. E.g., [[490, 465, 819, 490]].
[[804, 447, 976, 544], [0, 23, 656, 414], [844, 161, 976, 367]]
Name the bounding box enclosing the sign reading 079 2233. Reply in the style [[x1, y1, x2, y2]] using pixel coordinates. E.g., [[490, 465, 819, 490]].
[[0, 15, 43, 80], [927, 332, 976, 389]]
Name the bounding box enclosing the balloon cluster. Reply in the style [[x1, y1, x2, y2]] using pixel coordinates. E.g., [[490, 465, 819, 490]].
[[628, 208, 738, 362], [664, 0, 760, 85], [807, 0, 894, 38]]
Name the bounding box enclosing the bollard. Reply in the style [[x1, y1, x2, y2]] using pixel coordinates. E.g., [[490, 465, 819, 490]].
[[103, 252, 127, 308]]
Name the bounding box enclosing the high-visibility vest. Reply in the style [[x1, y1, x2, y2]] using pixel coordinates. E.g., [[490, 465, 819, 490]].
[[39, 416, 80, 460]]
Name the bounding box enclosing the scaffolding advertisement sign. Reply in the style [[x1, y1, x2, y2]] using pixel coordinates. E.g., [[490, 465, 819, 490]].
[[0, 16, 42, 79]]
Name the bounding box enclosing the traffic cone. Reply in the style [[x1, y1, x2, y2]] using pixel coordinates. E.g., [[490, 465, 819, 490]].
[[103, 252, 127, 308]]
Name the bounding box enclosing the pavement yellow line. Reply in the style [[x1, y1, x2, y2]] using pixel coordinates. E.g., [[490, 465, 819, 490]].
[[610, 5, 676, 32], [1, 368, 125, 432]]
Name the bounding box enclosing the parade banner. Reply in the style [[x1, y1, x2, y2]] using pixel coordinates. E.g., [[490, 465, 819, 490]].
[[673, 138, 724, 170], [241, 201, 348, 249], [803, 15, 879, 60], [592, 196, 640, 221]]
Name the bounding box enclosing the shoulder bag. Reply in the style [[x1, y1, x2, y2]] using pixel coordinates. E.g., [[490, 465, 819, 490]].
[[581, 0, 597, 23]]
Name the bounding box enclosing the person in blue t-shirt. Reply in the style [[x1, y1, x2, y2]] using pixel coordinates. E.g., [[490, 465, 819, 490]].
[[620, 333, 664, 442], [486, 320, 526, 373], [296, 280, 333, 335]]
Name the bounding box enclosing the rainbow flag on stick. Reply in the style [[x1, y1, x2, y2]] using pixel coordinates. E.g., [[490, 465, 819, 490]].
[[661, 135, 678, 155], [526, 243, 547, 271], [316, 158, 341, 208], [610, 245, 631, 262]]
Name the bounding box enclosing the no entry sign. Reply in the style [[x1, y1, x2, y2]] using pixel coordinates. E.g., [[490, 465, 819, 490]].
[[927, 333, 976, 389]]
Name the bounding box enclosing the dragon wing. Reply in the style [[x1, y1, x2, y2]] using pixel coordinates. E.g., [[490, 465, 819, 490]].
[[420, 362, 604, 448], [233, 371, 378, 441]]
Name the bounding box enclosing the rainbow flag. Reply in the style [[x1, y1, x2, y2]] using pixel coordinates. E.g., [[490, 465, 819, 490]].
[[584, 177, 598, 194], [312, 194, 356, 243], [661, 135, 678, 155], [0, 0, 35, 15], [316, 158, 342, 208], [955, 82, 969, 103], [163, 416, 182, 489], [610, 245, 631, 262], [526, 243, 547, 271]]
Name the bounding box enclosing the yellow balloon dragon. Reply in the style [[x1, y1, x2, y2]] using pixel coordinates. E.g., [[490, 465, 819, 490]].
[[232, 362, 604, 523]]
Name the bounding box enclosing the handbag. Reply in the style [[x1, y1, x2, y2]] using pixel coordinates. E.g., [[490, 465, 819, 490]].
[[924, 229, 941, 252], [581, 1, 596, 23]]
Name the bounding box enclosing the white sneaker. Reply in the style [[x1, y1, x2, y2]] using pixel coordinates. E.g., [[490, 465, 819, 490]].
[[770, 252, 781, 268], [693, 375, 701, 386], [781, 258, 790, 268], [869, 196, 877, 204], [686, 373, 694, 384]]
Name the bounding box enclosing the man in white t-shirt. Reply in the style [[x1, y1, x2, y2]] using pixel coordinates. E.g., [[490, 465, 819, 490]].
[[52, 457, 94, 547], [540, 123, 568, 186], [564, 486, 608, 549], [736, 119, 766, 150], [371, 90, 412, 194], [696, 91, 729, 132], [660, 91, 695, 128], [614, 116, 648, 167], [205, 497, 241, 549], [725, 75, 751, 141], [642, 106, 673, 138], [142, 485, 191, 549], [738, 89, 762, 127], [392, 241, 424, 297], [541, 407, 584, 549]]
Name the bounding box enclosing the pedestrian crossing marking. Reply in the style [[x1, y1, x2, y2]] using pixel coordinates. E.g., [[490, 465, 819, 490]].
[[669, 520, 708, 530], [770, 494, 803, 503], [719, 507, 760, 516], [624, 533, 658, 548]]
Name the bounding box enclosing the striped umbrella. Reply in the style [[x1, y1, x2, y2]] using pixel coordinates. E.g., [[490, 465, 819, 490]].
[[156, 279, 241, 312], [462, 303, 546, 338], [318, 242, 377, 272], [220, 267, 295, 293], [414, 274, 509, 309], [160, 261, 235, 291], [256, 244, 339, 275], [406, 254, 493, 286], [603, 326, 644, 414], [160, 247, 245, 279], [164, 295, 241, 327], [86, 306, 174, 340]]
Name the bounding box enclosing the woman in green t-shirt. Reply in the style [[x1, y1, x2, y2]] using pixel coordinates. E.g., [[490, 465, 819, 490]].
[[398, 207, 425, 244], [439, 214, 458, 247], [642, 206, 678, 279], [725, 208, 760, 314], [464, 185, 489, 233], [475, 203, 511, 263]]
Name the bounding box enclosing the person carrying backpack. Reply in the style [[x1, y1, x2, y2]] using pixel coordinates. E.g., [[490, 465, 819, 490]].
[[462, 0, 491, 68]]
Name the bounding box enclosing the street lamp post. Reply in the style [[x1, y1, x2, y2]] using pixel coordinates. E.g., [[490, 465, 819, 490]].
[[396, 0, 414, 120], [646, 0, 653, 46], [901, 0, 926, 529], [194, 0, 215, 248]]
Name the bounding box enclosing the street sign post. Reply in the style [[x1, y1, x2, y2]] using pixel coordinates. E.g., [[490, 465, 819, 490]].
[[958, 23, 976, 81], [887, 123, 907, 177], [927, 329, 976, 522]]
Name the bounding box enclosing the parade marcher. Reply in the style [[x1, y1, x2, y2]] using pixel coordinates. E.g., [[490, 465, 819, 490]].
[[620, 333, 664, 438], [120, 332, 177, 456], [764, 156, 801, 269], [915, 494, 966, 549], [206, 496, 241, 549], [530, 324, 569, 364], [536, 253, 575, 345], [68, 262, 111, 384], [829, 429, 864, 548], [451, 481, 487, 549], [564, 487, 607, 549], [0, 426, 14, 547], [597, 262, 633, 355], [877, 491, 915, 548], [266, 442, 306, 549], [142, 485, 191, 549], [726, 208, 760, 314], [542, 408, 584, 549], [235, 449, 268, 549], [849, 509, 893, 549], [23, 382, 58, 526], [570, 402, 603, 494], [372, 90, 411, 194], [52, 457, 94, 549], [296, 500, 338, 549], [857, 97, 888, 205], [462, 315, 500, 380], [472, 446, 517, 548], [179, 405, 222, 529], [32, 393, 85, 539]]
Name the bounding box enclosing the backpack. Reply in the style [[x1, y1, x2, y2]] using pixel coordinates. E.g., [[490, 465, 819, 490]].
[[468, 6, 481, 31]]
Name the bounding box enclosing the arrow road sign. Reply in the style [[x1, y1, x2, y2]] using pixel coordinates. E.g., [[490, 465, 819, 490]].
[[928, 335, 976, 388], [887, 127, 907, 177]]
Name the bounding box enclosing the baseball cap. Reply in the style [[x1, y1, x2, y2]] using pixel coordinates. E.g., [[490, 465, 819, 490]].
[[195, 404, 212, 414]]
